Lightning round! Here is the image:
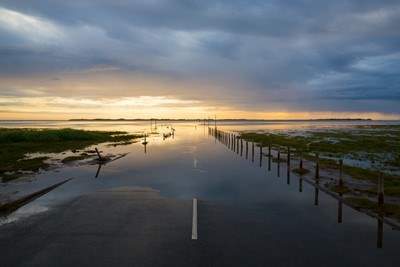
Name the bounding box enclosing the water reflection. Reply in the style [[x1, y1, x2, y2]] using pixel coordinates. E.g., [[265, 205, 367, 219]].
[[1, 122, 400, 256], [209, 127, 400, 250]]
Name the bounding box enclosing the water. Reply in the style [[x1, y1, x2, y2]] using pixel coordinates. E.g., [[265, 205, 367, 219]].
[[1, 120, 400, 264]]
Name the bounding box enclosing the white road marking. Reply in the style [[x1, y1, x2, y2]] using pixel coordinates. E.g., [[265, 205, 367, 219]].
[[192, 198, 198, 240]]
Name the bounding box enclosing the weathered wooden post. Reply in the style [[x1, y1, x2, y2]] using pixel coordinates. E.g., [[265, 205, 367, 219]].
[[339, 159, 344, 187], [287, 147, 291, 185], [259, 145, 263, 167], [277, 150, 281, 177], [315, 153, 320, 180], [252, 142, 255, 162], [95, 148, 103, 161], [299, 152, 303, 170], [240, 139, 243, 157], [236, 137, 239, 154], [268, 144, 271, 158], [246, 141, 248, 159], [268, 144, 271, 171], [378, 173, 384, 207]]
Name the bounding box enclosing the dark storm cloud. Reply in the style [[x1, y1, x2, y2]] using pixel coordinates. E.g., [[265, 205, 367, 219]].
[[0, 0, 399, 114]]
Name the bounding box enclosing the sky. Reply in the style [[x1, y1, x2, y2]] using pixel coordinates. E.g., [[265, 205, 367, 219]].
[[0, 0, 399, 120]]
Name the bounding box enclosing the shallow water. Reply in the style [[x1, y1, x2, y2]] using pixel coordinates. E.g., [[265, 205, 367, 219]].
[[1, 120, 400, 260]]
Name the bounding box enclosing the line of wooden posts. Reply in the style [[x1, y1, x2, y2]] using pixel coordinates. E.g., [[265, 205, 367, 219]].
[[208, 127, 385, 209], [209, 126, 388, 248]]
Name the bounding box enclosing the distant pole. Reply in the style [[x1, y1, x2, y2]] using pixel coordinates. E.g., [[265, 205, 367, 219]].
[[240, 139, 243, 157], [299, 152, 303, 170], [315, 153, 320, 181], [378, 173, 384, 207], [95, 148, 103, 161], [287, 147, 291, 185], [277, 150, 281, 177], [339, 159, 344, 187], [252, 142, 255, 162], [214, 115, 217, 128]]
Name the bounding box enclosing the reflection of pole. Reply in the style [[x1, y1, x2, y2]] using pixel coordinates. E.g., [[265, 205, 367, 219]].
[[95, 163, 102, 178], [338, 193, 343, 223], [259, 145, 263, 167], [299, 177, 303, 192], [314, 187, 319, 206], [377, 173, 384, 248], [377, 218, 383, 248]]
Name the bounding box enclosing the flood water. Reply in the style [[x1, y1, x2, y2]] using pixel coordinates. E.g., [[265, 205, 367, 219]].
[[1, 120, 400, 265]]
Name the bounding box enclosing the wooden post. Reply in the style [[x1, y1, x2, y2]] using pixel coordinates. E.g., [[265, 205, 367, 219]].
[[246, 141, 248, 159], [268, 144, 271, 158], [277, 150, 281, 177], [236, 137, 239, 154], [240, 139, 243, 157], [287, 147, 291, 185], [299, 152, 303, 170], [378, 173, 384, 207], [315, 153, 320, 180], [252, 142, 255, 162], [259, 145, 263, 167], [339, 159, 344, 187], [95, 148, 103, 161], [268, 148, 271, 171]]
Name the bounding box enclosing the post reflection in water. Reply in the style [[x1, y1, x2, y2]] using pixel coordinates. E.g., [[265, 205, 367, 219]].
[[299, 177, 303, 192], [338, 193, 343, 224], [377, 218, 383, 249], [314, 187, 319, 206], [95, 163, 102, 178]]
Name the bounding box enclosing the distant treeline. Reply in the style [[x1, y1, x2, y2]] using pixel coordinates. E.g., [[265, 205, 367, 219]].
[[69, 118, 372, 122]]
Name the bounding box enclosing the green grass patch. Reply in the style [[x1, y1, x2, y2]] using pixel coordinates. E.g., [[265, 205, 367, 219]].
[[346, 197, 400, 221], [61, 154, 92, 164], [292, 168, 310, 175], [0, 128, 142, 182]]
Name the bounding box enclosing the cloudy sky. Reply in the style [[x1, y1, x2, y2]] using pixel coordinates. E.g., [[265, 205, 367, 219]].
[[0, 0, 399, 119]]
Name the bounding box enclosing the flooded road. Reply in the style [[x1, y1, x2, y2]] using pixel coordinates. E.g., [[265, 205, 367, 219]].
[[1, 121, 400, 266]]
